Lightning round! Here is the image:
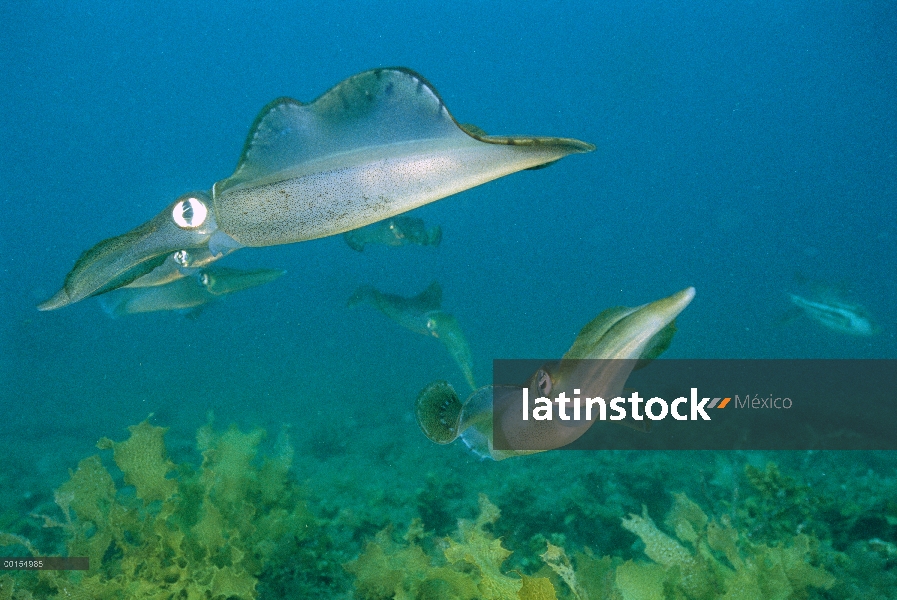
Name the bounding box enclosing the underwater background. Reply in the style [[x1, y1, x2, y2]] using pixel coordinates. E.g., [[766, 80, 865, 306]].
[[1, 0, 895, 598]]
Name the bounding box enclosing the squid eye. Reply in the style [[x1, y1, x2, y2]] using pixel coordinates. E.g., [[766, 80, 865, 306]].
[[200, 273, 210, 287], [173, 250, 190, 266], [536, 369, 552, 396], [172, 196, 208, 229]]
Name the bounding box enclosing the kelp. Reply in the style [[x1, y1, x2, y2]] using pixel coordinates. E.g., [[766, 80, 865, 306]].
[[348, 491, 835, 600], [346, 494, 557, 600], [619, 492, 835, 599], [0, 418, 320, 599], [0, 431, 868, 599]]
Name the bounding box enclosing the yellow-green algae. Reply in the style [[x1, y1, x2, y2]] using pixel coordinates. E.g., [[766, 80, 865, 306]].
[[3, 424, 895, 599], [346, 494, 557, 600], [348, 492, 836, 600], [0, 418, 317, 599], [618, 493, 835, 599]]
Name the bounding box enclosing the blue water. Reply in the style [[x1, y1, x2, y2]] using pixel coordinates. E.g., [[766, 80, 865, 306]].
[[0, 1, 895, 596]]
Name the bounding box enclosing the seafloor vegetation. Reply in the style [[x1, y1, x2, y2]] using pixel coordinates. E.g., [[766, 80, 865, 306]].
[[1, 418, 895, 599]]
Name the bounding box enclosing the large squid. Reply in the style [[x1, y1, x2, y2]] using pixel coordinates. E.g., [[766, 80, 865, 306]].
[[415, 287, 696, 460], [39, 68, 593, 310]]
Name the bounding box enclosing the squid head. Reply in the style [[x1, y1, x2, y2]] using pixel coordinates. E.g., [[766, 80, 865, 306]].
[[38, 192, 241, 310]]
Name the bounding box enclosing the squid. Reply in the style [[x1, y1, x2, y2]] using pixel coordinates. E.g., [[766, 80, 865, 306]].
[[38, 68, 593, 310], [343, 215, 442, 252], [415, 287, 696, 460], [99, 266, 285, 317], [348, 282, 476, 391]]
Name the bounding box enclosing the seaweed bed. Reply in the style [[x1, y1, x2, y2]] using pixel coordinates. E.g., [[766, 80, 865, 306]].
[[1, 416, 896, 599]]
